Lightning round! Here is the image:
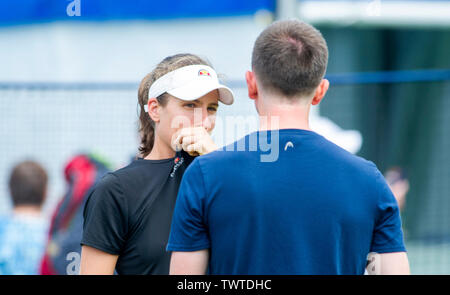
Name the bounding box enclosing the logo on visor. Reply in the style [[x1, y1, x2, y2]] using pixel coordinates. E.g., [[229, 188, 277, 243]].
[[198, 69, 211, 77]]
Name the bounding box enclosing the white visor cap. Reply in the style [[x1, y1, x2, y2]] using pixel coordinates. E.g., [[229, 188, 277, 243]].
[[148, 64, 234, 106]]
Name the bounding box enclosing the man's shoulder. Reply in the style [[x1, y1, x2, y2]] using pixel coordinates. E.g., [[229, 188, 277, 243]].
[[200, 133, 374, 165], [318, 137, 387, 195], [192, 132, 380, 184], [195, 144, 253, 167], [316, 134, 378, 174]]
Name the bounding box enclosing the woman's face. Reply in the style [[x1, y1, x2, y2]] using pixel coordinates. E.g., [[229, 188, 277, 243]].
[[156, 89, 220, 149]]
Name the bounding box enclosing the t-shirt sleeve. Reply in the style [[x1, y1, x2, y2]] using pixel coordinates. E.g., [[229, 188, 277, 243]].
[[166, 159, 210, 252], [81, 173, 128, 255], [370, 168, 407, 253]]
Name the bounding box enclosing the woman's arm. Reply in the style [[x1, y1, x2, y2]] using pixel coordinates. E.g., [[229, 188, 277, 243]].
[[80, 245, 119, 275]]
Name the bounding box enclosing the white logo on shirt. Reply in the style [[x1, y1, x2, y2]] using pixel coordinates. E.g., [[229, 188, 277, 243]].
[[284, 141, 294, 151]]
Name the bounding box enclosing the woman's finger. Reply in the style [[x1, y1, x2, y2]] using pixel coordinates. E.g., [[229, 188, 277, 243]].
[[182, 135, 202, 152], [172, 128, 194, 150], [186, 142, 203, 154], [171, 131, 183, 151]]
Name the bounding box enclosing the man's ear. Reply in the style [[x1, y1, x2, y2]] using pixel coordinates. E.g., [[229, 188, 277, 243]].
[[245, 71, 258, 100], [311, 79, 329, 106], [147, 97, 160, 122]]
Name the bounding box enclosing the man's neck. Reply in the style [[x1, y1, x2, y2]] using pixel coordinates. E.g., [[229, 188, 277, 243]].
[[13, 205, 42, 217], [145, 135, 176, 160], [258, 98, 311, 131]]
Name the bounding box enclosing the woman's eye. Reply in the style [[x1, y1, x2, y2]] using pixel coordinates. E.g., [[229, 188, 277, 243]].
[[184, 103, 195, 108], [208, 107, 218, 113]]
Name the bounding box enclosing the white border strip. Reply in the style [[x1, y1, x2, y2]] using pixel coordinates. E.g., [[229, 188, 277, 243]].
[[298, 1, 450, 28]]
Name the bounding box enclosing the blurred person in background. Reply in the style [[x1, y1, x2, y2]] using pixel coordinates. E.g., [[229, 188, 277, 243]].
[[0, 161, 49, 275], [40, 154, 110, 275], [80, 53, 234, 275], [385, 167, 410, 211]]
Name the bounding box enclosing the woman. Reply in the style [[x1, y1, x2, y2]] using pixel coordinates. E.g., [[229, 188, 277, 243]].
[[80, 54, 234, 274]]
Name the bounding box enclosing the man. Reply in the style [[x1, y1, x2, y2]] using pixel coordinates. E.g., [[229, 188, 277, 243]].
[[0, 160, 49, 275], [167, 20, 409, 275]]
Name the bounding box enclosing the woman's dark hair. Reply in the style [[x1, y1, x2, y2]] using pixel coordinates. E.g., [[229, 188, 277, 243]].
[[137, 54, 211, 158]]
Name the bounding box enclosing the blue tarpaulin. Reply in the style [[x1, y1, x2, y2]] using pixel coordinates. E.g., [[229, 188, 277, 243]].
[[0, 0, 276, 26]]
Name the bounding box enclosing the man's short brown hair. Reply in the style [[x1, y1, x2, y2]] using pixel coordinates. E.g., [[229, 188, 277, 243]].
[[9, 160, 48, 207], [251, 20, 328, 98]]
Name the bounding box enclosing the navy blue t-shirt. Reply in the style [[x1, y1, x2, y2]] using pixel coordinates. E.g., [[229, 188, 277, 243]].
[[167, 129, 406, 275]]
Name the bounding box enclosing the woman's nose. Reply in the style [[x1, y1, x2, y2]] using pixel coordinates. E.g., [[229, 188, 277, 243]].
[[203, 116, 214, 132], [202, 109, 215, 131], [193, 107, 214, 131]]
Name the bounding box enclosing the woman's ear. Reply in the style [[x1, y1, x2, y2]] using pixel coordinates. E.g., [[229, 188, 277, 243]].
[[245, 71, 258, 100], [147, 97, 160, 122]]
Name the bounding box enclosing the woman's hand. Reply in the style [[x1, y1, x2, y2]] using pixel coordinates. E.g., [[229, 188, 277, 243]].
[[172, 127, 218, 156]]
